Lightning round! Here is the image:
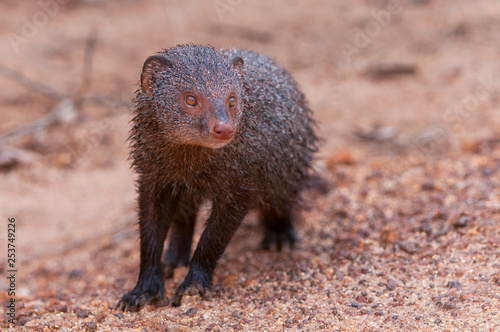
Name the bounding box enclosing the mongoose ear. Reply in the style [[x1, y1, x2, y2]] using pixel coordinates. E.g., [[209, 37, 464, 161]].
[[141, 55, 173, 96], [231, 56, 244, 71]]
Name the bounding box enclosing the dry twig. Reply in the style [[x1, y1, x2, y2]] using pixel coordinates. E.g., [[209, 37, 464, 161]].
[[0, 29, 100, 147], [0, 99, 75, 146], [0, 63, 64, 100], [74, 27, 98, 111]]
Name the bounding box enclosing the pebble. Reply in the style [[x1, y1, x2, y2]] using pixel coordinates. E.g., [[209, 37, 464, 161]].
[[386, 279, 397, 291], [232, 310, 243, 318], [454, 215, 472, 228], [446, 280, 462, 289], [184, 308, 197, 316], [421, 179, 435, 191], [398, 241, 419, 254], [76, 308, 91, 319], [83, 321, 97, 331]]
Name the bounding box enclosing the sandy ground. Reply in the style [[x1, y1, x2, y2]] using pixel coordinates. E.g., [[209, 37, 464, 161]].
[[0, 0, 499, 330]]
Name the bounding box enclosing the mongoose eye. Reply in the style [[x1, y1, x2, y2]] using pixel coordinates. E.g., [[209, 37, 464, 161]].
[[186, 95, 198, 107], [228, 96, 236, 108]]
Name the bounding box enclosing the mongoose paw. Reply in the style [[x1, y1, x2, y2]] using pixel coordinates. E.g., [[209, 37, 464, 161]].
[[261, 226, 298, 251], [170, 270, 212, 306], [170, 282, 212, 307], [116, 290, 163, 312]]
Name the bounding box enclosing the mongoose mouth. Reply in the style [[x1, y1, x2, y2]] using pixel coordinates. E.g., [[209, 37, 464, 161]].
[[202, 137, 234, 149]]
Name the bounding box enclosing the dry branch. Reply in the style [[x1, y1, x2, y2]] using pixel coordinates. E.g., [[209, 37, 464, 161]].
[[74, 28, 98, 111], [0, 29, 102, 147], [0, 63, 64, 100], [0, 98, 75, 146]]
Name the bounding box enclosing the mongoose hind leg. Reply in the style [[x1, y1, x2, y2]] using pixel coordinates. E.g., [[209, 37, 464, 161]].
[[260, 207, 298, 251], [163, 203, 198, 279]]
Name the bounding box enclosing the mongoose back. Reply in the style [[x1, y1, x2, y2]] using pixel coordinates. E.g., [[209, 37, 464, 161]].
[[117, 44, 319, 311]]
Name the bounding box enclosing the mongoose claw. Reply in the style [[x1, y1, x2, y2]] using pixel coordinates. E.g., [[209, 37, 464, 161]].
[[116, 290, 162, 312], [261, 226, 298, 251], [170, 272, 212, 306]]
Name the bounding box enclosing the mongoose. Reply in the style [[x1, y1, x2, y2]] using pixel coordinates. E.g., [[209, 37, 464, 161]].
[[117, 44, 319, 311]]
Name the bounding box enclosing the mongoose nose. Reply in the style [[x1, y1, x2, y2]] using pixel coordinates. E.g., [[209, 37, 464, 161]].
[[213, 122, 235, 140]]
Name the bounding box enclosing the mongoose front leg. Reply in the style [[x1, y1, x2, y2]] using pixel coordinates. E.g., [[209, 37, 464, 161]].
[[170, 199, 249, 306], [163, 201, 198, 278], [117, 187, 174, 311]]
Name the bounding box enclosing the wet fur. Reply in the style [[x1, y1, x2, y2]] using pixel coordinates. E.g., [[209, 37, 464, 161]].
[[117, 45, 319, 310]]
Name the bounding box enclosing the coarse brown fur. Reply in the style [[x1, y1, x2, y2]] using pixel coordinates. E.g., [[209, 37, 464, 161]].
[[117, 44, 319, 311]]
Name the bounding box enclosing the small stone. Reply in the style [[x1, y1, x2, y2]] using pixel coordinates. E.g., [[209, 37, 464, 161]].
[[454, 215, 472, 228], [69, 268, 84, 279], [398, 241, 419, 254], [443, 302, 457, 310], [380, 224, 398, 244], [326, 148, 357, 168], [421, 179, 435, 191], [76, 308, 91, 318], [184, 308, 197, 316], [232, 310, 243, 318], [83, 321, 97, 331], [446, 280, 462, 289], [386, 279, 397, 291]]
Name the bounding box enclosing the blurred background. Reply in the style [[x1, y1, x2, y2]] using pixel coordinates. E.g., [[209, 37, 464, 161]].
[[1, 0, 499, 272]]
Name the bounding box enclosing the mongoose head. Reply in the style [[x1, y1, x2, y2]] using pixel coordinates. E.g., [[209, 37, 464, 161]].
[[139, 45, 244, 149]]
